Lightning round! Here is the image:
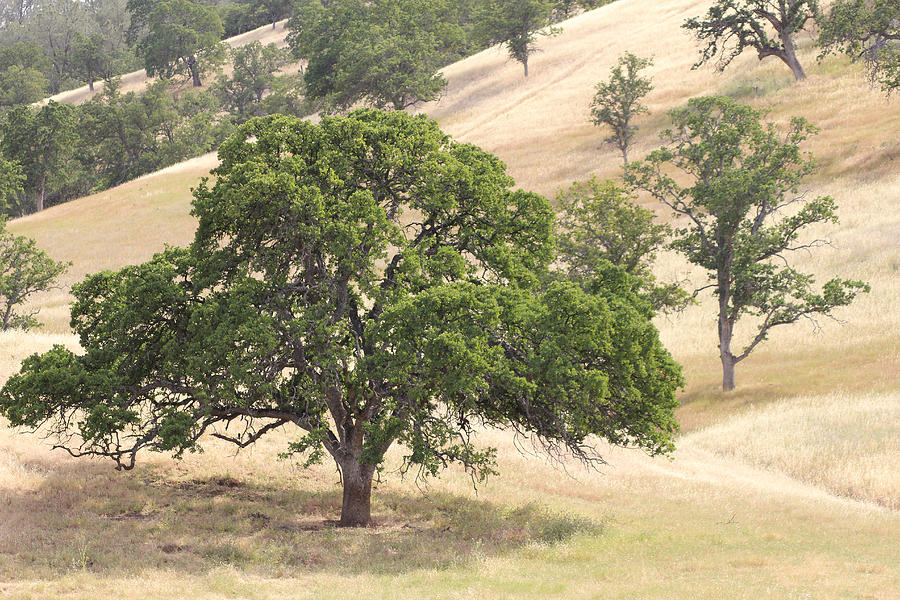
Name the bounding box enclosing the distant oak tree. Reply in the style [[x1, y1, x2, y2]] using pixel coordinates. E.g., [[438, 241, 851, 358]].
[[474, 0, 559, 77], [626, 96, 868, 391], [0, 111, 682, 527], [0, 220, 68, 331], [137, 0, 225, 87], [1, 102, 78, 213], [288, 0, 463, 111], [590, 52, 654, 165], [683, 0, 819, 81], [214, 41, 289, 122], [556, 178, 689, 313]]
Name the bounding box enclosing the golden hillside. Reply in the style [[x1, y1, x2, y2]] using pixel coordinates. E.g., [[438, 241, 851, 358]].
[[2, 0, 899, 597]]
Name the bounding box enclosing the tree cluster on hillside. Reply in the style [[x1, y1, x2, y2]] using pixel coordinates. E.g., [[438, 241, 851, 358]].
[[0, 0, 295, 100], [0, 0, 139, 96], [287, 0, 614, 112], [0, 9, 320, 217], [0, 85, 235, 215]]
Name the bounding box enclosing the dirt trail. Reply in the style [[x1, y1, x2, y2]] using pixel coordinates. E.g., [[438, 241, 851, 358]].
[[605, 439, 894, 515]]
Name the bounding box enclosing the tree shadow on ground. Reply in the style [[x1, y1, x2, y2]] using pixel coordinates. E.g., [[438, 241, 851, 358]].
[[0, 455, 597, 579]]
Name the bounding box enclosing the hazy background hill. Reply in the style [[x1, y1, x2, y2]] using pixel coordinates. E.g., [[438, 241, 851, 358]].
[[1, 0, 898, 597]]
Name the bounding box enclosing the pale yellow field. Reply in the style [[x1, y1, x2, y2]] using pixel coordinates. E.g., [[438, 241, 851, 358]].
[[2, 0, 899, 597]]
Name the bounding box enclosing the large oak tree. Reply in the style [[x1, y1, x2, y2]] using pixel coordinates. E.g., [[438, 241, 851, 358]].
[[0, 111, 682, 527], [137, 0, 225, 87]]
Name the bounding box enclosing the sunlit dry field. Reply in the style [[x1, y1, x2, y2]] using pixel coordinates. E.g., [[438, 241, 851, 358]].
[[2, 0, 899, 597]]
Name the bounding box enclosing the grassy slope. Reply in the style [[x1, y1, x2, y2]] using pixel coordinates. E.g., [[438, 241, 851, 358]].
[[3, 0, 900, 597]]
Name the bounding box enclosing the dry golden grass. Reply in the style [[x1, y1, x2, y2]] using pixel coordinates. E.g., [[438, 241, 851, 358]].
[[686, 392, 900, 509], [1, 418, 898, 598], [2, 0, 899, 597]]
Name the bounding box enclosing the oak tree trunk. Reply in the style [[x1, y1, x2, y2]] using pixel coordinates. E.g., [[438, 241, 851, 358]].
[[718, 299, 736, 392], [189, 56, 202, 87], [717, 263, 736, 391], [780, 32, 806, 80], [38, 176, 46, 212], [339, 458, 375, 527]]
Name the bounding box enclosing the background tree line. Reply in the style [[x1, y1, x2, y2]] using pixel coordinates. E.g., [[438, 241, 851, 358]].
[[0, 0, 893, 217]]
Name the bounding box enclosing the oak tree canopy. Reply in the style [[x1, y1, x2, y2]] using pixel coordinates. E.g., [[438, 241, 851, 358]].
[[0, 111, 682, 526]]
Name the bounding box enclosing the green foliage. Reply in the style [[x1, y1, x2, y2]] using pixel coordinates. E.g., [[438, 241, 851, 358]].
[[590, 52, 653, 164], [213, 41, 289, 122], [137, 0, 226, 87], [0, 155, 25, 216], [626, 96, 869, 391], [0, 42, 50, 107], [474, 0, 559, 76], [818, 0, 899, 93], [556, 178, 689, 312], [220, 0, 294, 36], [80, 78, 234, 188], [551, 1, 614, 22], [0, 219, 68, 331], [1, 111, 681, 525], [0, 0, 138, 97], [72, 32, 134, 91], [287, 0, 464, 111], [683, 0, 819, 80], [0, 101, 80, 212], [246, 0, 293, 28]]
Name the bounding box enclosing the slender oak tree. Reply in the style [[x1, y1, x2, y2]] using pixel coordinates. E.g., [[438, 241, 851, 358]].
[[626, 96, 868, 391], [590, 52, 654, 165], [474, 0, 558, 77], [0, 111, 682, 526]]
